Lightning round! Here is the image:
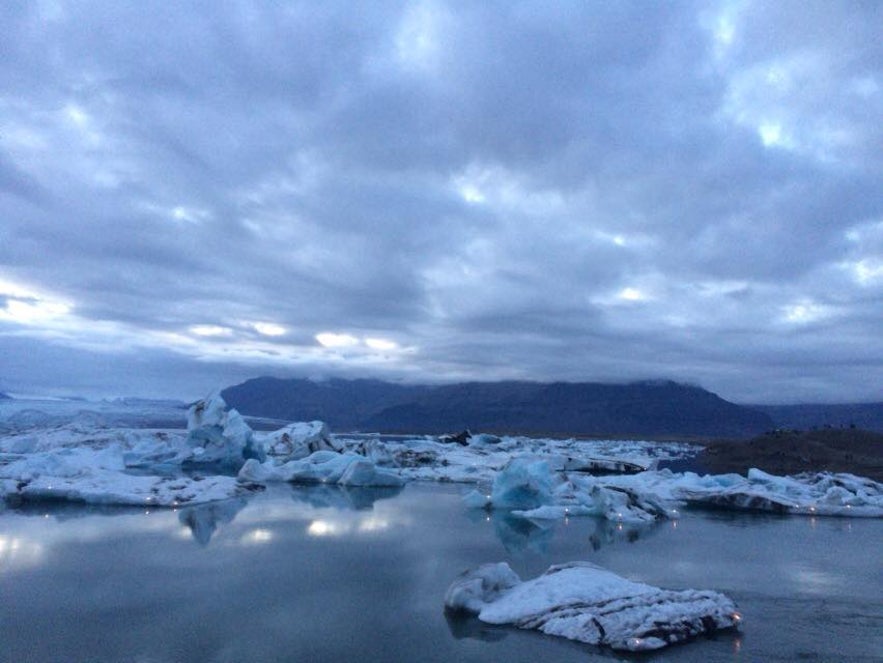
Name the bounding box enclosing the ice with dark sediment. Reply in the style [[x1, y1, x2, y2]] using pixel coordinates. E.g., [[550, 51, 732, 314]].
[[263, 420, 340, 461], [444, 561, 741, 651], [677, 468, 883, 516]]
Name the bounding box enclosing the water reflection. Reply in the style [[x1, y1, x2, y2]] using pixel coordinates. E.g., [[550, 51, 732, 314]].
[[305, 514, 393, 538], [289, 484, 403, 510], [240, 527, 275, 545], [444, 612, 509, 642], [468, 506, 664, 555], [588, 518, 659, 551], [1, 484, 881, 661], [177, 498, 248, 546], [492, 513, 555, 554]]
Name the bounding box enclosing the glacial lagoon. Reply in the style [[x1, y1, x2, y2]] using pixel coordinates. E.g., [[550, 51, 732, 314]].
[[2, 483, 881, 662]]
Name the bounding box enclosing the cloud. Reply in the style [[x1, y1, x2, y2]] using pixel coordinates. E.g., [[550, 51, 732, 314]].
[[0, 1, 881, 403]]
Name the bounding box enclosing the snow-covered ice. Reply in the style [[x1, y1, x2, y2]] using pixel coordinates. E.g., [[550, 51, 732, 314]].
[[264, 421, 339, 461], [677, 468, 883, 517], [444, 561, 740, 651], [239, 451, 404, 487], [186, 393, 265, 467], [0, 445, 259, 507]]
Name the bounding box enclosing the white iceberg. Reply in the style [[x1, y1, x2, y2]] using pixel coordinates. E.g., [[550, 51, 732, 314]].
[[444, 561, 740, 651], [0, 446, 258, 507], [338, 433, 688, 484], [185, 393, 264, 467], [261, 420, 339, 461], [238, 451, 404, 487], [678, 468, 883, 517], [0, 439, 264, 507]]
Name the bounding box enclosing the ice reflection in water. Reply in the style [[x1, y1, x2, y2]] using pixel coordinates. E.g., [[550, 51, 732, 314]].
[[178, 498, 247, 546]]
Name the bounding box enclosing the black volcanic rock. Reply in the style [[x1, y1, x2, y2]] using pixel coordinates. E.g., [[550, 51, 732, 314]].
[[222, 377, 774, 437]]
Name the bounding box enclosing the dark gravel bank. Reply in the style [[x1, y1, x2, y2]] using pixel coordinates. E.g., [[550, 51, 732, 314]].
[[696, 428, 883, 481]]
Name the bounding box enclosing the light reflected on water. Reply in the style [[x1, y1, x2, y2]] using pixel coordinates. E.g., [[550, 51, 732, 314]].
[[241, 528, 274, 544], [306, 514, 393, 537], [0, 534, 45, 572]]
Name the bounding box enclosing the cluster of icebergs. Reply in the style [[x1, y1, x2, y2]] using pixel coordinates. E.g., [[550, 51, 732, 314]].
[[2, 392, 882, 652], [2, 391, 881, 516]]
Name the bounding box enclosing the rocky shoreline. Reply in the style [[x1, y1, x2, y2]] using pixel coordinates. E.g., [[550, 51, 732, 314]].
[[696, 428, 883, 481]]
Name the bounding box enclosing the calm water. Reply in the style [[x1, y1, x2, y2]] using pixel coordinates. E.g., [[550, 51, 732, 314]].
[[1, 483, 881, 662]]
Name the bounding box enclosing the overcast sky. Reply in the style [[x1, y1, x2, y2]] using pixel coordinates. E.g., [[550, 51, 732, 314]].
[[1, 1, 881, 403]]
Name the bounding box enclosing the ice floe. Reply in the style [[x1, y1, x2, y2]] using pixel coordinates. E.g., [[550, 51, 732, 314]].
[[463, 457, 672, 522], [444, 561, 740, 651], [0, 445, 259, 507], [341, 433, 684, 484], [678, 468, 883, 517], [239, 451, 404, 487], [264, 421, 340, 461]]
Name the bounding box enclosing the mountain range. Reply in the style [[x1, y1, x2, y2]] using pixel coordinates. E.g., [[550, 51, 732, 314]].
[[221, 377, 776, 438]]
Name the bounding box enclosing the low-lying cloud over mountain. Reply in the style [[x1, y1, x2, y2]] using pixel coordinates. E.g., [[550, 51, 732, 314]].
[[1, 2, 881, 403]]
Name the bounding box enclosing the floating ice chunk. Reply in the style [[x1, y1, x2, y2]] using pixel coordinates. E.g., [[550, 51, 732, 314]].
[[445, 561, 740, 651], [238, 451, 404, 487], [445, 561, 521, 614], [469, 459, 670, 522], [680, 469, 883, 517], [489, 458, 556, 510], [186, 393, 264, 468], [6, 468, 257, 507], [262, 421, 338, 461]]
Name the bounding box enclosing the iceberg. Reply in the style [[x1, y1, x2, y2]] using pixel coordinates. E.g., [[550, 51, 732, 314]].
[[464, 458, 672, 522], [444, 562, 740, 652], [679, 469, 883, 517], [262, 420, 339, 461], [186, 393, 264, 468], [488, 458, 555, 510], [4, 463, 258, 507], [238, 451, 404, 487], [0, 442, 263, 508]]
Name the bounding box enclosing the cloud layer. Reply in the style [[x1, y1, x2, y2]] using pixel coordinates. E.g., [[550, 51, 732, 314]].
[[1, 1, 881, 402]]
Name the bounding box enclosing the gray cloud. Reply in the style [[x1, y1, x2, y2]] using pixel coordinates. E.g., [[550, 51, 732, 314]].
[[0, 1, 881, 403]]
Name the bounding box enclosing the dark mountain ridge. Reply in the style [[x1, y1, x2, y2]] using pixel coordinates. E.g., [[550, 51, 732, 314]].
[[222, 377, 774, 438], [751, 402, 883, 433]]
